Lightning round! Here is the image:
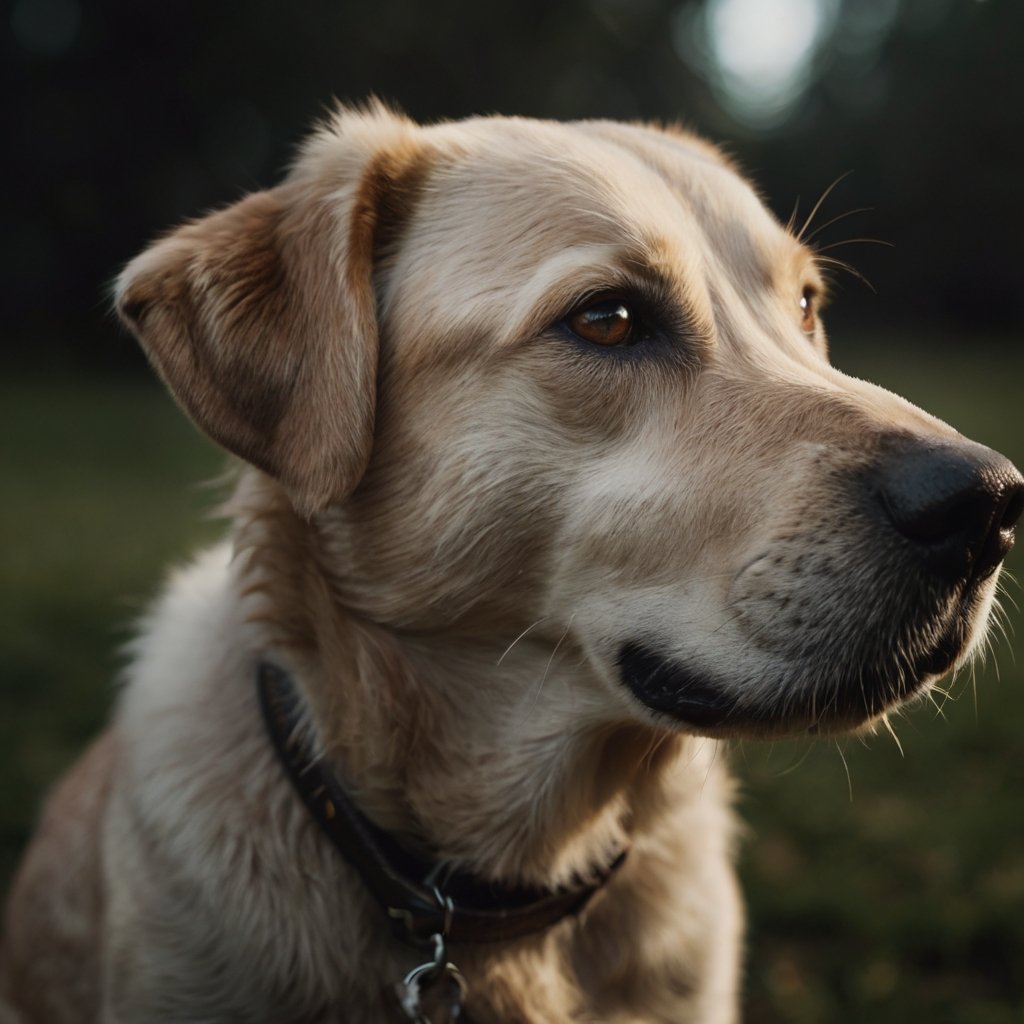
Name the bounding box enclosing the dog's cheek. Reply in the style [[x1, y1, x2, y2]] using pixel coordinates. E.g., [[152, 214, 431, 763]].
[[336, 386, 576, 628]]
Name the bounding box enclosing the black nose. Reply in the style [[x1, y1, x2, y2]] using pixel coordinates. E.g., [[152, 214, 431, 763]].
[[875, 438, 1024, 584]]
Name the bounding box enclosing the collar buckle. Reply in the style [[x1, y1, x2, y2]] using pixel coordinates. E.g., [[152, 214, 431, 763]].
[[388, 884, 454, 945]]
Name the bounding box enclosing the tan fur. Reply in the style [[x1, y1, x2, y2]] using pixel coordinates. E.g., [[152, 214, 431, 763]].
[[1, 104, 1015, 1022]]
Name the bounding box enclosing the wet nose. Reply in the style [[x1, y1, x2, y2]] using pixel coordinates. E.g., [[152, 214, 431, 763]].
[[875, 438, 1024, 584]]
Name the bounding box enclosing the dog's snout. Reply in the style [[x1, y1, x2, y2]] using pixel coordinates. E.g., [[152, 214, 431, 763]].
[[875, 439, 1024, 584]]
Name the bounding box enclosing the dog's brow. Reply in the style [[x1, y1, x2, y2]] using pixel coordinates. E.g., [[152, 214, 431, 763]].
[[495, 246, 708, 349], [776, 242, 829, 301]]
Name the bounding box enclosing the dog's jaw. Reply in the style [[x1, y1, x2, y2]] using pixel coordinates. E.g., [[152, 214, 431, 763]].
[[233, 473, 711, 891]]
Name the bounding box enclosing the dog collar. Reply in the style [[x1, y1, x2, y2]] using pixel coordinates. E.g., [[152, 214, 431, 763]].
[[257, 661, 627, 947]]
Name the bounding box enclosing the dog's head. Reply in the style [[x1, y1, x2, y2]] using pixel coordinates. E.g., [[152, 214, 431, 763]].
[[116, 105, 1023, 741]]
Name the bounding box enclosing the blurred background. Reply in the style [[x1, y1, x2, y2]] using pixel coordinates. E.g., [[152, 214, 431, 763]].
[[2, 0, 1022, 1020]]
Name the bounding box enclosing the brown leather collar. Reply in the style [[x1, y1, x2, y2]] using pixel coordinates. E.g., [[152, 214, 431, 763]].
[[257, 661, 627, 947]]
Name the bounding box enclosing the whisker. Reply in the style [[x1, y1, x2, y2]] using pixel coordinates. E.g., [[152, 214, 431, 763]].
[[815, 237, 895, 253], [880, 713, 904, 757], [988, 634, 1001, 684], [996, 579, 1020, 615], [699, 738, 722, 798], [814, 254, 877, 293], [796, 171, 853, 242], [924, 688, 948, 720], [710, 609, 745, 637], [641, 730, 670, 773], [497, 618, 547, 665], [834, 740, 854, 802], [785, 195, 802, 236], [773, 742, 816, 778], [516, 614, 576, 725], [971, 659, 980, 718], [804, 206, 874, 244], [990, 602, 1013, 657]]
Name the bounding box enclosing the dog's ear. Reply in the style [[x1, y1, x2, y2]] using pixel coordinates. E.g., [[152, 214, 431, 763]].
[[116, 111, 422, 517]]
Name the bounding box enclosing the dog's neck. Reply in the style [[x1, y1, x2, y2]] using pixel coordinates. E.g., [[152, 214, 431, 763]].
[[231, 471, 693, 890]]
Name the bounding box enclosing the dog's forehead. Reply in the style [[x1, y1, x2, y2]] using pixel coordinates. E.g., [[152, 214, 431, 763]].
[[420, 118, 781, 252], [380, 119, 801, 347]]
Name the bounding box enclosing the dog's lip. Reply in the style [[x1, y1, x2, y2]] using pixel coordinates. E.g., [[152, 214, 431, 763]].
[[617, 614, 973, 735], [617, 642, 739, 729], [619, 560, 1000, 735], [617, 641, 885, 736]]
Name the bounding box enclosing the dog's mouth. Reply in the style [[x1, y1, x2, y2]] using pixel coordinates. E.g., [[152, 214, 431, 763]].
[[618, 587, 983, 736], [618, 644, 739, 730]]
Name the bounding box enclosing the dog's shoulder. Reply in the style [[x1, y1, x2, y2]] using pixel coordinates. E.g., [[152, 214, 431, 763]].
[[0, 729, 114, 1021]]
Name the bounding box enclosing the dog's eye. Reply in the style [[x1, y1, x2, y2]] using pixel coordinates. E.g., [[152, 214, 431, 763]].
[[565, 299, 636, 347], [799, 286, 818, 334]]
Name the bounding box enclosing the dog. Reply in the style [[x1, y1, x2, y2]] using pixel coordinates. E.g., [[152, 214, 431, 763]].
[[2, 103, 1022, 1023]]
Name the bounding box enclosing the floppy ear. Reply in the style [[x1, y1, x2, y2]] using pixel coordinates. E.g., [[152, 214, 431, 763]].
[[116, 117, 419, 517]]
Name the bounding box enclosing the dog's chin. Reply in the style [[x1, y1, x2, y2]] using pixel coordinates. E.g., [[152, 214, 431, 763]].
[[618, 596, 984, 739]]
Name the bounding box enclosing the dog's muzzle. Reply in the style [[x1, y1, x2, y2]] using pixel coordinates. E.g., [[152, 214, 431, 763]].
[[619, 436, 1024, 734]]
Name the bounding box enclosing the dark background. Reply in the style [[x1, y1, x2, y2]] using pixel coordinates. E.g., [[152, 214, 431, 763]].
[[6, 0, 1023, 371], [3, 2, 1023, 1022]]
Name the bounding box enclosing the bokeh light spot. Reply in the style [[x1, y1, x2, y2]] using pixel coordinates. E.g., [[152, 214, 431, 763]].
[[677, 0, 838, 128]]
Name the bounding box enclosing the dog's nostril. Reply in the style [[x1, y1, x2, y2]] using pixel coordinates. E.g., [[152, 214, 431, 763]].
[[999, 485, 1024, 533], [875, 439, 1024, 584], [884, 487, 993, 548]]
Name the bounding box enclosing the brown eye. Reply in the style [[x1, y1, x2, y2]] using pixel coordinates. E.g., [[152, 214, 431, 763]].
[[799, 286, 817, 334], [566, 299, 634, 346]]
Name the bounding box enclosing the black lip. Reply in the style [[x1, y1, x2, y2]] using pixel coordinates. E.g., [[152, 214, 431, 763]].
[[617, 640, 875, 734], [618, 616, 972, 734], [618, 642, 739, 728], [618, 558, 998, 734]]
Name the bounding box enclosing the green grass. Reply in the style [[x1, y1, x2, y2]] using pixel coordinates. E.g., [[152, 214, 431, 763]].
[[0, 376, 224, 884], [1, 343, 1022, 1022]]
